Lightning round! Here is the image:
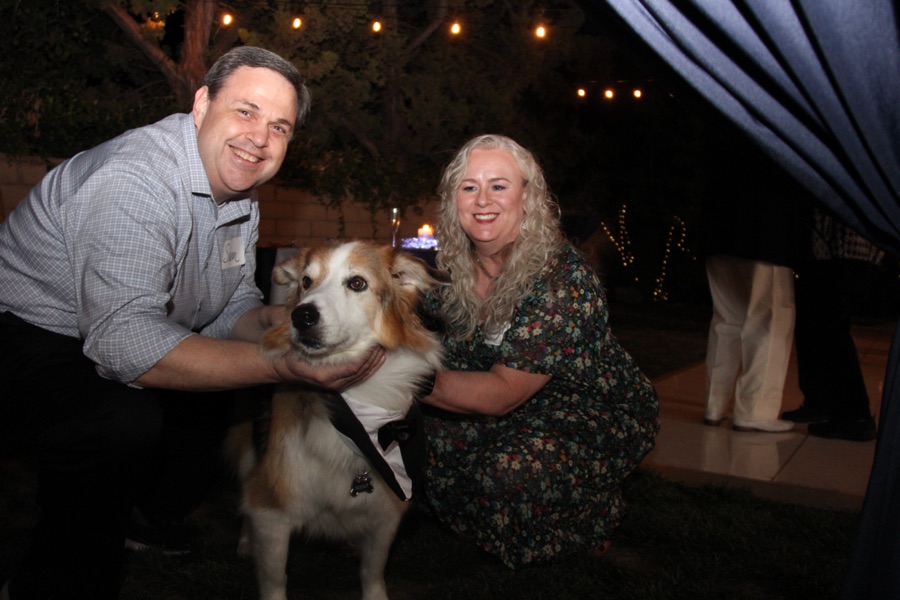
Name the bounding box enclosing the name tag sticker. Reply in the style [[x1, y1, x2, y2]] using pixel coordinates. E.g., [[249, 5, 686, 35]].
[[222, 237, 246, 268]]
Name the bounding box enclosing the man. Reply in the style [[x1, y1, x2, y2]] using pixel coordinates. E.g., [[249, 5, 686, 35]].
[[0, 47, 383, 599], [782, 208, 883, 441]]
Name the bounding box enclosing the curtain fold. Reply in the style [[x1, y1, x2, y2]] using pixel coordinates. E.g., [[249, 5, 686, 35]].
[[604, 0, 899, 254], [602, 1, 900, 597]]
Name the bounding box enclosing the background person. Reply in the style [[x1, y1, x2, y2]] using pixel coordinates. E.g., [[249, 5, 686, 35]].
[[700, 135, 806, 433], [782, 208, 884, 441], [418, 134, 659, 568], [0, 46, 382, 600]]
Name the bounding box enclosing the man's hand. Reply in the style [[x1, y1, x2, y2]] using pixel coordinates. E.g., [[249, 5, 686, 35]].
[[231, 305, 289, 343], [272, 345, 386, 391], [133, 334, 384, 392]]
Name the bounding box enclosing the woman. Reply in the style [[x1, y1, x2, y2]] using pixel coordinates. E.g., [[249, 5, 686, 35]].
[[419, 134, 659, 568]]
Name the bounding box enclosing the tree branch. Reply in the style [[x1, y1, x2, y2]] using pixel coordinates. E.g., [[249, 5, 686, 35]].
[[103, 3, 184, 100], [341, 118, 382, 160], [405, 0, 448, 56]]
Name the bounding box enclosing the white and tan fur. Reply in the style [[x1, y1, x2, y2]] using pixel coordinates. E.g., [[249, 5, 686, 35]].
[[229, 241, 443, 600]]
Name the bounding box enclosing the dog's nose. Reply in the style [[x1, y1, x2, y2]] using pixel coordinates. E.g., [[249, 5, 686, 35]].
[[292, 304, 319, 331]]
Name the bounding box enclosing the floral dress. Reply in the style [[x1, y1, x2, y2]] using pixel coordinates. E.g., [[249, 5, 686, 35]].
[[422, 244, 659, 568]]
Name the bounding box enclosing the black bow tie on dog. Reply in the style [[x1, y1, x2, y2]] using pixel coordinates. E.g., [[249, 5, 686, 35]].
[[377, 419, 415, 450]]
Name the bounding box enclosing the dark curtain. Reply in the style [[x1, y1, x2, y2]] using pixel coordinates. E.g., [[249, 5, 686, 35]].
[[592, 1, 900, 598]]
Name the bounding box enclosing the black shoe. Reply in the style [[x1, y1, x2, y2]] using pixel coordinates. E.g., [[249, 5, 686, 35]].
[[125, 507, 194, 556], [781, 404, 831, 423], [807, 416, 877, 442]]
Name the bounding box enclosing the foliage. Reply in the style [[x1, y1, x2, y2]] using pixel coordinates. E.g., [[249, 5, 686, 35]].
[[0, 0, 178, 158], [233, 0, 605, 212], [0, 0, 712, 275]]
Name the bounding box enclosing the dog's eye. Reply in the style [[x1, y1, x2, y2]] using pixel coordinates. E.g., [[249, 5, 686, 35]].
[[302, 276, 312, 290], [347, 276, 368, 292]]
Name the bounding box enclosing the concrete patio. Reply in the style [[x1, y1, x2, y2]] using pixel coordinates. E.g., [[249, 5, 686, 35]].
[[643, 322, 892, 512]]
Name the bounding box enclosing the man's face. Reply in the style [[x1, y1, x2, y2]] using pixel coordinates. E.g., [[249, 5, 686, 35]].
[[193, 66, 298, 202]]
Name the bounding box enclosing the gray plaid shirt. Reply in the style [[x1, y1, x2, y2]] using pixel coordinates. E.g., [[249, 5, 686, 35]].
[[0, 113, 263, 383]]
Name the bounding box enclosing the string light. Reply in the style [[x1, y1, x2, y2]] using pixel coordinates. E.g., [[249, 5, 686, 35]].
[[652, 216, 693, 301], [600, 204, 637, 282], [600, 207, 695, 301], [576, 80, 654, 102], [144, 10, 165, 30], [150, 10, 584, 44]]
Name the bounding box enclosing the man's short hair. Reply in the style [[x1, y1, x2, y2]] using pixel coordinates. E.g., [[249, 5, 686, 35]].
[[204, 46, 311, 128]]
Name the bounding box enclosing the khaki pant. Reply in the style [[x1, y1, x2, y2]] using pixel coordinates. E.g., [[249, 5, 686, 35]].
[[704, 255, 795, 422]]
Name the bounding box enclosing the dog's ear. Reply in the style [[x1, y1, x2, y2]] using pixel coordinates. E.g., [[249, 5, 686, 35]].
[[391, 252, 443, 293], [378, 249, 445, 348], [271, 248, 309, 303], [272, 262, 296, 286], [272, 248, 310, 284]]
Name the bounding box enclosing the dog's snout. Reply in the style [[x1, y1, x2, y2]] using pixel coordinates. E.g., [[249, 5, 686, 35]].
[[292, 304, 319, 331]]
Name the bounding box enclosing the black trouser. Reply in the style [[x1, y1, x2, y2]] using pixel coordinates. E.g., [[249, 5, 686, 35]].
[[794, 259, 879, 420], [0, 312, 232, 599]]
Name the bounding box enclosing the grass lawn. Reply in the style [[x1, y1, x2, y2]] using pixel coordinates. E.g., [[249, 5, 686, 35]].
[[0, 299, 861, 599]]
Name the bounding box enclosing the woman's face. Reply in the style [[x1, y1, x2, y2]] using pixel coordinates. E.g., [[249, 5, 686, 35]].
[[455, 148, 527, 254]]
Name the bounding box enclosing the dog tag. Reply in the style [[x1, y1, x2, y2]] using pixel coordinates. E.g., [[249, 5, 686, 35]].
[[350, 468, 374, 497]]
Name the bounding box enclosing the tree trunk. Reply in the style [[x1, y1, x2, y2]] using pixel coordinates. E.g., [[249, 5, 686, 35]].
[[178, 0, 215, 104], [380, 0, 447, 173], [104, 0, 215, 108]]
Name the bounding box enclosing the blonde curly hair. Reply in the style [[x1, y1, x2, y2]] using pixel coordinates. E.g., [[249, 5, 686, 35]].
[[436, 134, 566, 340]]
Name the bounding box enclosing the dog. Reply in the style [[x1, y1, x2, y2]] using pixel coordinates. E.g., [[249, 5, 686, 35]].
[[229, 240, 444, 600]]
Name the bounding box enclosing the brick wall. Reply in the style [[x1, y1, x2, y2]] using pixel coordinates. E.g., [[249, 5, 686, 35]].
[[255, 182, 440, 249], [0, 153, 441, 248]]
